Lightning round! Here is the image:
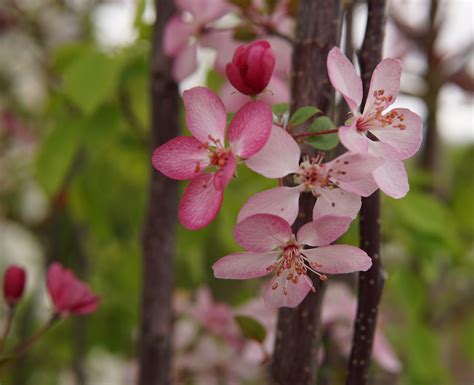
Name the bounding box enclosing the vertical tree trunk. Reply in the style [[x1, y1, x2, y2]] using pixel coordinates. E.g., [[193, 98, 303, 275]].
[[346, 1, 386, 384], [138, 1, 180, 384], [270, 1, 341, 384]]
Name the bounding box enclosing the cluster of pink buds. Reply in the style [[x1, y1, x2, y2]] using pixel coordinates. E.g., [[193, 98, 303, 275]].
[[154, 39, 423, 308], [0, 262, 99, 361]]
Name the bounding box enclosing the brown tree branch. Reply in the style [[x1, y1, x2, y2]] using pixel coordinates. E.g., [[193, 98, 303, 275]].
[[346, 1, 387, 384], [270, 1, 342, 384], [137, 0, 180, 384]]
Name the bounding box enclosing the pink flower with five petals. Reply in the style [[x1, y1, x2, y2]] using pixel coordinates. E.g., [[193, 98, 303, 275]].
[[238, 125, 382, 225], [213, 214, 371, 308], [152, 86, 272, 230], [327, 47, 423, 198]]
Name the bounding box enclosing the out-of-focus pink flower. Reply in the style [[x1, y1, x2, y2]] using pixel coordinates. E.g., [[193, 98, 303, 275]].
[[3, 265, 27, 306], [46, 262, 100, 316], [226, 40, 276, 95], [239, 125, 383, 224], [246, 0, 294, 37], [327, 47, 423, 198], [152, 86, 272, 230], [213, 214, 371, 308], [322, 283, 402, 373], [163, 0, 231, 80]]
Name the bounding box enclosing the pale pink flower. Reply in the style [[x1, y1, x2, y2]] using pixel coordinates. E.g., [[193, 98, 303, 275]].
[[152, 86, 272, 230], [327, 47, 423, 198], [163, 0, 231, 80], [322, 283, 402, 373], [213, 214, 371, 308], [239, 125, 382, 224]]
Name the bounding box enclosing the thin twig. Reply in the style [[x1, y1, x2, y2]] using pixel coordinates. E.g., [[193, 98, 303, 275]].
[[293, 128, 339, 141]]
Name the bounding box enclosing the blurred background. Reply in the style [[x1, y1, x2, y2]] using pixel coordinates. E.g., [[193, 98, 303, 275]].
[[0, 0, 472, 384]]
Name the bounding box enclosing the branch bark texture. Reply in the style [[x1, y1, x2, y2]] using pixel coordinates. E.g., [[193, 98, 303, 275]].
[[138, 1, 179, 384], [346, 1, 386, 384], [270, 1, 341, 384]]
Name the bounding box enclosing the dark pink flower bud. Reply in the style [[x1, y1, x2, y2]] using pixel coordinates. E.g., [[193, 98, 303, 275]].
[[226, 40, 276, 95], [47, 262, 100, 316], [3, 265, 26, 306]]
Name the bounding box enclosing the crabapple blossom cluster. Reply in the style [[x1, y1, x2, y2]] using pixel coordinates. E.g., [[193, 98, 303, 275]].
[[155, 33, 423, 308], [0, 262, 99, 360]]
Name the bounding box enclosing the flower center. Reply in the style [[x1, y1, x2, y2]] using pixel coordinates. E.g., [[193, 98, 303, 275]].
[[266, 239, 327, 296], [293, 154, 336, 192], [209, 148, 230, 168]]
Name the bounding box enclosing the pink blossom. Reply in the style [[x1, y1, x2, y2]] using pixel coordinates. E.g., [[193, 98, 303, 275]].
[[3, 265, 26, 306], [46, 262, 100, 316], [226, 40, 276, 95], [327, 47, 423, 198], [152, 86, 272, 230], [322, 283, 402, 373], [163, 0, 231, 80], [239, 125, 382, 224], [213, 214, 371, 308]]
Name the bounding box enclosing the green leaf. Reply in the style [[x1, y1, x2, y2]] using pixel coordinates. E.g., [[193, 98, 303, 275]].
[[272, 103, 288, 116], [306, 116, 339, 150], [36, 121, 82, 195], [233, 26, 258, 42], [62, 50, 123, 115], [206, 70, 225, 93], [289, 106, 321, 127], [235, 315, 267, 343]]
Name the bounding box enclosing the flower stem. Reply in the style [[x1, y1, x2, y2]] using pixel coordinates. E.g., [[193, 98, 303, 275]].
[[293, 128, 339, 141], [0, 306, 15, 353]]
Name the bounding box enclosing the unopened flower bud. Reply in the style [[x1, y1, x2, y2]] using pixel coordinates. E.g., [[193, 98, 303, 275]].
[[3, 265, 26, 306], [226, 40, 275, 95]]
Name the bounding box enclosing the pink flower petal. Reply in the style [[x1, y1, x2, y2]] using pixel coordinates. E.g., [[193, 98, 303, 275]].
[[297, 215, 352, 247], [337, 176, 379, 197], [213, 152, 236, 190], [233, 214, 292, 252], [163, 16, 195, 56], [302, 245, 372, 274], [227, 101, 272, 158], [152, 136, 210, 180], [263, 273, 311, 308], [212, 251, 279, 279], [183, 86, 227, 144], [201, 31, 239, 74], [245, 125, 301, 178], [219, 81, 252, 112], [178, 173, 224, 230], [326, 152, 383, 182], [369, 142, 409, 199], [363, 58, 402, 115], [373, 332, 402, 373], [313, 187, 362, 220], [327, 47, 363, 114], [237, 186, 302, 225], [339, 124, 369, 153], [172, 42, 198, 81], [177, 0, 230, 23], [370, 108, 423, 160]]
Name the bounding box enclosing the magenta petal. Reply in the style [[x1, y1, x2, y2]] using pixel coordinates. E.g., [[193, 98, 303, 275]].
[[327, 47, 363, 114], [313, 188, 362, 220], [172, 42, 198, 81], [183, 86, 227, 144], [152, 136, 209, 180], [226, 62, 255, 95], [227, 101, 272, 158], [245, 125, 301, 178], [233, 214, 292, 252], [179, 173, 224, 230], [302, 245, 372, 274], [297, 215, 352, 247], [364, 58, 402, 115], [163, 16, 195, 56], [371, 108, 423, 160], [339, 124, 369, 153], [237, 186, 302, 225], [263, 274, 311, 308], [213, 152, 236, 190], [212, 251, 278, 279]]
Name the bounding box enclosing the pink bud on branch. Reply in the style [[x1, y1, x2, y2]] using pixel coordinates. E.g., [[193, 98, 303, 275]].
[[226, 40, 276, 96], [3, 265, 26, 307]]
